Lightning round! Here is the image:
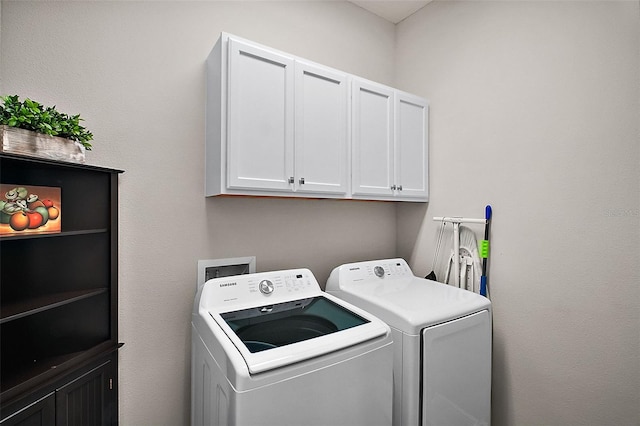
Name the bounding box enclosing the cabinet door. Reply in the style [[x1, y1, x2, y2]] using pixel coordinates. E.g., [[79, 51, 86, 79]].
[[351, 79, 394, 197], [294, 61, 348, 195], [227, 38, 294, 192], [395, 92, 429, 200], [55, 359, 116, 426], [0, 393, 55, 426]]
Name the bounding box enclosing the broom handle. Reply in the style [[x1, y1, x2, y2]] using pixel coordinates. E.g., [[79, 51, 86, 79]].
[[480, 206, 492, 297]]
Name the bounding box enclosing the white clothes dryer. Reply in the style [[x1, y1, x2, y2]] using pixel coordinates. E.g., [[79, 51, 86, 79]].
[[191, 268, 393, 426], [326, 258, 492, 426]]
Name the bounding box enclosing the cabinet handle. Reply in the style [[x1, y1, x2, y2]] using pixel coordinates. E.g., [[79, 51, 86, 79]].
[[288, 177, 294, 184], [299, 177, 305, 185], [398, 185, 403, 191], [391, 185, 397, 190]]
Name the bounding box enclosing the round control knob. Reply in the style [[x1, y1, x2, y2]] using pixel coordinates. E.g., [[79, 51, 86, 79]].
[[259, 279, 274, 295], [374, 266, 385, 278]]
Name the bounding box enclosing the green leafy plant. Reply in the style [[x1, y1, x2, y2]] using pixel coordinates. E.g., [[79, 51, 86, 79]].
[[0, 95, 93, 150]]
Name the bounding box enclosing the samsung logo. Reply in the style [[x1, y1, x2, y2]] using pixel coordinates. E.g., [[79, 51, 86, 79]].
[[219, 282, 237, 288], [349, 267, 361, 271]]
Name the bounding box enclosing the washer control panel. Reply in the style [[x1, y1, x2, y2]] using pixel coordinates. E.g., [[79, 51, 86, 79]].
[[202, 268, 320, 308], [249, 273, 314, 296]]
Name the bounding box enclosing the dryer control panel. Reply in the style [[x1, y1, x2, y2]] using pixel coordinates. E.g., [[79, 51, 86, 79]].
[[350, 259, 411, 281]]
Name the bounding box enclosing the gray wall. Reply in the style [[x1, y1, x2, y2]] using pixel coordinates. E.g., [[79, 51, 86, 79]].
[[1, 2, 397, 424], [396, 2, 640, 425], [2, 1, 638, 425]]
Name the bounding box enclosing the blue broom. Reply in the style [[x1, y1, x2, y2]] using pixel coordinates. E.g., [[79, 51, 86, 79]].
[[479, 205, 492, 297]]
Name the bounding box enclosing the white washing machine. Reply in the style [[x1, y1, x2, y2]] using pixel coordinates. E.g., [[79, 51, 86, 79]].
[[326, 258, 492, 426], [191, 268, 393, 426]]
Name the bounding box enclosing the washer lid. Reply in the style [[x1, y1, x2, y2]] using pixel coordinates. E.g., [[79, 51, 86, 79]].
[[197, 268, 390, 374], [326, 258, 491, 334], [211, 294, 389, 374]]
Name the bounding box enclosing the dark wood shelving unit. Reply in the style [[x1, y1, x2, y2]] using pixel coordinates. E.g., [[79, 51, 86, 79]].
[[0, 153, 123, 425]]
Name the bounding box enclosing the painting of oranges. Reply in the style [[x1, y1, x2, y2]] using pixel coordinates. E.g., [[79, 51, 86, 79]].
[[0, 184, 61, 236]]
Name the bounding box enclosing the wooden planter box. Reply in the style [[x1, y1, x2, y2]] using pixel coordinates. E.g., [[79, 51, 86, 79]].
[[0, 125, 86, 164]]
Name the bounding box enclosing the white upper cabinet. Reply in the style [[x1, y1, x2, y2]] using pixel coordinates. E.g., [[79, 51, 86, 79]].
[[395, 92, 429, 200], [206, 34, 349, 198], [294, 60, 348, 195], [351, 79, 429, 202], [227, 38, 294, 192], [351, 79, 395, 198], [205, 33, 428, 202]]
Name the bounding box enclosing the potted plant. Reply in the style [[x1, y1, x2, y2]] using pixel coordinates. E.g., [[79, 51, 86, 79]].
[[0, 95, 93, 163]]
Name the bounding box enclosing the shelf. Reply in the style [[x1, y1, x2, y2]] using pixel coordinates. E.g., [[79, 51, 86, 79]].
[[0, 288, 108, 324], [0, 229, 108, 241]]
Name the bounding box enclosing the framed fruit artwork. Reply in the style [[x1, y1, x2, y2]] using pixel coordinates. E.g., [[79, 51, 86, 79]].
[[0, 184, 61, 236]]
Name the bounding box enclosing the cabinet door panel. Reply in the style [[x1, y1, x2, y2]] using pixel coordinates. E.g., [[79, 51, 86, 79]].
[[352, 80, 394, 196], [294, 61, 348, 194], [56, 359, 115, 426], [396, 93, 428, 200], [0, 393, 55, 426], [227, 39, 294, 191]]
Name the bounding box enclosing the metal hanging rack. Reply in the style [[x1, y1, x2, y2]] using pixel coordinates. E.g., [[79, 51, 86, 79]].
[[432, 216, 487, 289]]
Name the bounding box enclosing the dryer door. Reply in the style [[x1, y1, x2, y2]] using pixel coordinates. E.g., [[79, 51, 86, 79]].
[[422, 309, 491, 426]]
